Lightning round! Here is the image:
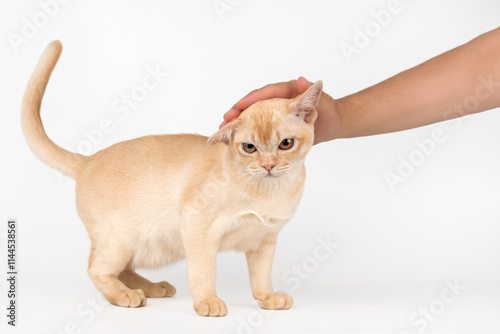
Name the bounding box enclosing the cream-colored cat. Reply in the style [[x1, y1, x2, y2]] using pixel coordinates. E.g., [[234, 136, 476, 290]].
[[22, 41, 322, 316]]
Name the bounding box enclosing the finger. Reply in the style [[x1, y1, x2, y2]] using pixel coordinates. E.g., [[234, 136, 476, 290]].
[[297, 76, 313, 93], [222, 108, 242, 122], [219, 121, 228, 129], [234, 80, 300, 111]]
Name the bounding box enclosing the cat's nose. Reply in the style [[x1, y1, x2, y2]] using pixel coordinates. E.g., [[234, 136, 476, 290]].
[[261, 163, 276, 172]]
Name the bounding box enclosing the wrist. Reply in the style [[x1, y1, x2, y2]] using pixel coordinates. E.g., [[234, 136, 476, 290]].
[[329, 95, 352, 140]]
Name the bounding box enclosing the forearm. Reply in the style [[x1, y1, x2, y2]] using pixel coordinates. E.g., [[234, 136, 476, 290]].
[[335, 27, 500, 139]]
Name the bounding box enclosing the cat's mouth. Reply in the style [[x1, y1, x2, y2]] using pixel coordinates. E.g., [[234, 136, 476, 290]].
[[265, 169, 284, 178], [261, 167, 291, 178]]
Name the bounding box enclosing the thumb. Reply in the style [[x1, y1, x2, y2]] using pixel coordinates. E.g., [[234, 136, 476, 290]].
[[297, 76, 312, 93]]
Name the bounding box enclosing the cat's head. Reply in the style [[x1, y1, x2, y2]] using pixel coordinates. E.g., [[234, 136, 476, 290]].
[[208, 81, 322, 180]]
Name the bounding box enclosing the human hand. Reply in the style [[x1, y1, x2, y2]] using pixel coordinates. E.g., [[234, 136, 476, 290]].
[[220, 76, 340, 144]]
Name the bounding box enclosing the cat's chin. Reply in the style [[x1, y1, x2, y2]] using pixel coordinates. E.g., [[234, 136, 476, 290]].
[[246, 173, 281, 180]]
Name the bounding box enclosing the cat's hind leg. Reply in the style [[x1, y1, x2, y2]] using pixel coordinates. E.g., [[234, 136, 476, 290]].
[[87, 243, 146, 308], [119, 267, 176, 298]]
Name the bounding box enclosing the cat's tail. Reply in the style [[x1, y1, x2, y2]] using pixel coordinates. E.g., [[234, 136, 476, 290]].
[[21, 41, 87, 179]]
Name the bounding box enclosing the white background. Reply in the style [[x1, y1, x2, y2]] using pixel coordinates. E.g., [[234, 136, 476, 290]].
[[1, 0, 500, 333]]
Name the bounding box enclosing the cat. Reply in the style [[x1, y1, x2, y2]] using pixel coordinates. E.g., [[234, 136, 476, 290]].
[[21, 41, 323, 317]]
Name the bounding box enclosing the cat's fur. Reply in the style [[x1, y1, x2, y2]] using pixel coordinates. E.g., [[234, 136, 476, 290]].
[[22, 41, 322, 316]]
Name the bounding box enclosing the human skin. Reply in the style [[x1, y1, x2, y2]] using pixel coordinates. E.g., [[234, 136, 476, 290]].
[[221, 27, 500, 144]]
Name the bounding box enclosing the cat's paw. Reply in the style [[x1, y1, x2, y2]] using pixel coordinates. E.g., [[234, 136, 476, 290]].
[[256, 291, 293, 310], [113, 289, 147, 308], [144, 281, 176, 298], [194, 297, 228, 317]]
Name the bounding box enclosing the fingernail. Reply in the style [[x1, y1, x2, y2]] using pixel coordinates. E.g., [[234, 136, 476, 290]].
[[223, 109, 233, 123], [300, 76, 313, 87]]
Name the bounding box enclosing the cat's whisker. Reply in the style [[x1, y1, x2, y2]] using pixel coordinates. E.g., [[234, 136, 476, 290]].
[[283, 168, 315, 189]]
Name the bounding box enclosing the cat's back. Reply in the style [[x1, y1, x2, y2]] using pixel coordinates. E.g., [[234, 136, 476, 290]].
[[75, 133, 222, 203], [105, 133, 210, 157], [79, 133, 215, 174]]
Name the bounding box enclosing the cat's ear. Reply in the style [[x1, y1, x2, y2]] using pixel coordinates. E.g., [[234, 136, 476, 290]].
[[207, 120, 238, 145], [289, 80, 323, 124]]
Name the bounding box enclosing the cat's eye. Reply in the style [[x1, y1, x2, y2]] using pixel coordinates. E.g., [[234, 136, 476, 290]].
[[242, 143, 257, 153], [279, 138, 294, 150]]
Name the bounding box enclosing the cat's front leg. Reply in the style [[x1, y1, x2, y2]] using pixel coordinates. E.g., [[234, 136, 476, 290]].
[[245, 233, 293, 310], [182, 231, 227, 317]]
